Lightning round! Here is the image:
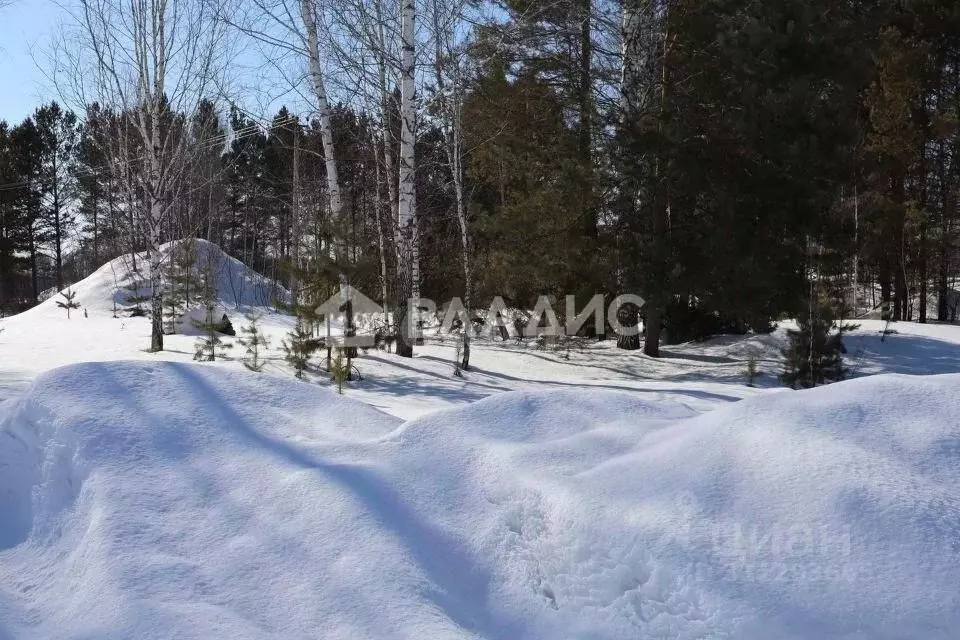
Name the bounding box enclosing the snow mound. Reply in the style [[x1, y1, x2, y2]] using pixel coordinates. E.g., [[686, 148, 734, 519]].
[[1, 365, 959, 638], [12, 239, 288, 322]]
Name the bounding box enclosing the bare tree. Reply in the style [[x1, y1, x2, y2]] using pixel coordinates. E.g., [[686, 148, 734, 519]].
[[425, 0, 471, 368], [393, 0, 418, 357], [223, 0, 356, 348], [61, 0, 230, 351]]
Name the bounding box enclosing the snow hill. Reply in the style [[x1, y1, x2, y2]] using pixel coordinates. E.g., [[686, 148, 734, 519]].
[[19, 239, 288, 321], [1, 361, 959, 639]]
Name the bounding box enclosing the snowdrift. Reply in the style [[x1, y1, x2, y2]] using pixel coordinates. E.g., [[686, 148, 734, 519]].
[[9, 239, 288, 323], [1, 363, 959, 638]]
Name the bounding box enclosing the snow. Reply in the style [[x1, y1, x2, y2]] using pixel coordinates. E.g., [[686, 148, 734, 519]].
[[1, 363, 959, 638], [2, 244, 960, 638]]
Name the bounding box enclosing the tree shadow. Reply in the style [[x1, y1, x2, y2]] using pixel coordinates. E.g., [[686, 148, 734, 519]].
[[164, 362, 529, 638]]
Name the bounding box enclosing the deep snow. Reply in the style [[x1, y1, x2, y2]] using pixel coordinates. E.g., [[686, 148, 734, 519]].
[[1, 362, 959, 638], [2, 244, 960, 638]]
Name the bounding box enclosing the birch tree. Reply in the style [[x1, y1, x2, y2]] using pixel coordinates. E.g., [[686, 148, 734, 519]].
[[65, 0, 229, 351], [323, 0, 400, 338], [224, 0, 355, 346], [426, 0, 471, 368], [393, 0, 419, 357]]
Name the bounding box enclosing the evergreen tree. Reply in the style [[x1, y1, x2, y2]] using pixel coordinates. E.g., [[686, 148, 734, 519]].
[[780, 302, 856, 389], [8, 118, 46, 304], [56, 287, 80, 319], [74, 103, 119, 269], [329, 348, 349, 394], [237, 312, 270, 372], [743, 351, 761, 388], [163, 238, 200, 333], [123, 272, 151, 316], [34, 102, 80, 290], [192, 259, 232, 361], [281, 316, 321, 380]]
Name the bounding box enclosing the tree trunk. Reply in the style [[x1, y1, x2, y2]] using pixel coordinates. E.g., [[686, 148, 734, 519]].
[[300, 0, 353, 342], [290, 125, 300, 306], [880, 263, 892, 321], [29, 230, 38, 304], [52, 160, 63, 290], [146, 8, 167, 353], [644, 5, 672, 358], [431, 5, 471, 369], [395, 0, 418, 356], [617, 301, 640, 350], [578, 0, 594, 237], [373, 138, 391, 331], [643, 303, 661, 357], [300, 0, 343, 225]]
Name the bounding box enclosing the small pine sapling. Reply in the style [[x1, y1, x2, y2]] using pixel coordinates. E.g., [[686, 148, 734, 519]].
[[452, 339, 464, 377], [163, 281, 185, 334], [171, 238, 199, 308], [780, 303, 857, 389], [282, 316, 321, 380], [237, 312, 270, 372], [192, 260, 232, 362], [56, 288, 81, 319], [743, 351, 761, 387], [164, 239, 200, 332], [123, 274, 150, 316], [330, 348, 349, 394], [193, 313, 233, 362]]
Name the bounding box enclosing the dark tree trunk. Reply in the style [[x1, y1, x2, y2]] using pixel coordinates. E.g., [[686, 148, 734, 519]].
[[578, 0, 594, 237], [879, 264, 892, 321], [643, 303, 662, 357], [894, 266, 905, 321], [53, 179, 63, 290], [29, 234, 38, 304], [395, 299, 413, 358], [617, 300, 641, 350], [461, 332, 470, 371]]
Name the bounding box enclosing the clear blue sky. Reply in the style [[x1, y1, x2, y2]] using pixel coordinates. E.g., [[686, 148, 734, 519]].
[[0, 0, 61, 124], [0, 0, 306, 126]]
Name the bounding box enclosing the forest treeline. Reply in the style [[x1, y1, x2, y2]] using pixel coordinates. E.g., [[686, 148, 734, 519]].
[[0, 0, 958, 359]]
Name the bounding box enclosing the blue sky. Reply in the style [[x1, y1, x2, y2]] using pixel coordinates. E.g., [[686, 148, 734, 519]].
[[0, 0, 60, 123], [0, 0, 307, 126]]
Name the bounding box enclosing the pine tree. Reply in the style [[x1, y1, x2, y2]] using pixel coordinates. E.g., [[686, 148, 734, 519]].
[[123, 272, 150, 317], [282, 316, 321, 380], [237, 312, 270, 372], [163, 238, 199, 333], [743, 351, 761, 388], [452, 338, 464, 378], [56, 287, 80, 319], [192, 259, 232, 362], [329, 348, 349, 394], [33, 102, 80, 291], [780, 303, 856, 389], [162, 281, 185, 334]]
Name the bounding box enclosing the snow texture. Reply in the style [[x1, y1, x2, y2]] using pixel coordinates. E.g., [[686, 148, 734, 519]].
[[2, 243, 960, 638], [1, 362, 959, 639]]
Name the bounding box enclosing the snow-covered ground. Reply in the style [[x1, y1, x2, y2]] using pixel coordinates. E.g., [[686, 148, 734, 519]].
[[2, 243, 960, 638]]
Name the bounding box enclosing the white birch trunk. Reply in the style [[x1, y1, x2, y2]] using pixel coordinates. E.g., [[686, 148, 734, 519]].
[[299, 0, 344, 237], [396, 0, 419, 354], [300, 0, 353, 349], [429, 0, 471, 366], [373, 143, 391, 331]]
